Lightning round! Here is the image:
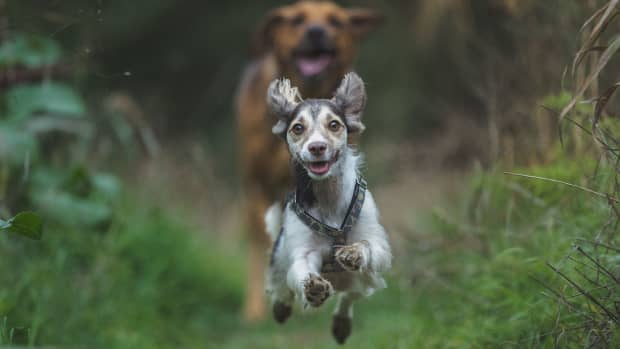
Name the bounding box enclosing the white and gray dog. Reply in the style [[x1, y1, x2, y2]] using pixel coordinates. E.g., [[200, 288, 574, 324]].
[[264, 72, 392, 344]]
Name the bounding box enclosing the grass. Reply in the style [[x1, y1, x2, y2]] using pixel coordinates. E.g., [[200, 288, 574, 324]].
[[1, 155, 618, 348], [0, 197, 244, 348]]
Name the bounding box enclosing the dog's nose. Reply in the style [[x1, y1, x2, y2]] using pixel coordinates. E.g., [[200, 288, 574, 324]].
[[306, 25, 327, 43], [308, 142, 327, 156]]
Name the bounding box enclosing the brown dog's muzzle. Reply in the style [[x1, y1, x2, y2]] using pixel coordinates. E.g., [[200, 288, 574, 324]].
[[294, 25, 337, 79]]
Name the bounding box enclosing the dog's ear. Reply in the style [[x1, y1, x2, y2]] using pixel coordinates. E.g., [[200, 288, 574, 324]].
[[347, 8, 384, 40], [267, 78, 301, 136], [251, 8, 285, 56], [332, 72, 366, 133]]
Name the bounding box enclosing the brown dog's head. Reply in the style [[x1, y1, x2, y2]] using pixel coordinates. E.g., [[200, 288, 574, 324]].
[[254, 1, 382, 97]]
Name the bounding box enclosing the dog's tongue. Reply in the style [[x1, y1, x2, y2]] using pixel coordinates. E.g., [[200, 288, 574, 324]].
[[297, 55, 332, 77], [309, 161, 330, 175]]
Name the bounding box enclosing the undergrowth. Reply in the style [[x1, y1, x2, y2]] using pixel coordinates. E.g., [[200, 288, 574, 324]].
[[0, 197, 243, 348]]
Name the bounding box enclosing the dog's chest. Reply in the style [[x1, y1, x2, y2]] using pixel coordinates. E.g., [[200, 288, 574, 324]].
[[323, 271, 355, 291]]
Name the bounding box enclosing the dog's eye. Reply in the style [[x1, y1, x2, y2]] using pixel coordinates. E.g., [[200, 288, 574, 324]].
[[291, 123, 305, 135], [290, 13, 305, 27], [328, 120, 342, 132], [328, 15, 343, 29]]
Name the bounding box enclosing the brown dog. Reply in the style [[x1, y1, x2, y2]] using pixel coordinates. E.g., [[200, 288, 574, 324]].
[[236, 1, 382, 321]]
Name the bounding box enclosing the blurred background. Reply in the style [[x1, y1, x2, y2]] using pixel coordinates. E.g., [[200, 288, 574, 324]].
[[2, 0, 620, 348]]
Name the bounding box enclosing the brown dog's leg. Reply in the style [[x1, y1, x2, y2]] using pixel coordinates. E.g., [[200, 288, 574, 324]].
[[242, 191, 271, 322], [244, 240, 267, 321]]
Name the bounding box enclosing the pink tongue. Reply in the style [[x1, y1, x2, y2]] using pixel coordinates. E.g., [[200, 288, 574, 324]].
[[297, 55, 332, 76], [309, 162, 330, 174]]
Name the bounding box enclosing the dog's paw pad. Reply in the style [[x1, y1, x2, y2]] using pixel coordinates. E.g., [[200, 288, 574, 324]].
[[335, 243, 365, 271], [331, 315, 352, 344], [303, 275, 332, 307], [272, 301, 292, 324]]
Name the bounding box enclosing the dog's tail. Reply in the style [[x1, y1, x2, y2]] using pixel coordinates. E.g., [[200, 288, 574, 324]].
[[264, 202, 283, 242]]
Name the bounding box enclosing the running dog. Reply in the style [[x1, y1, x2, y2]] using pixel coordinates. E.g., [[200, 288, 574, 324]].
[[236, 1, 383, 321], [264, 72, 392, 344]]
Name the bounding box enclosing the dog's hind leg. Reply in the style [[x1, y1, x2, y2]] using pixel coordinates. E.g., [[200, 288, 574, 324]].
[[267, 260, 294, 324], [271, 289, 294, 324], [331, 292, 362, 344]]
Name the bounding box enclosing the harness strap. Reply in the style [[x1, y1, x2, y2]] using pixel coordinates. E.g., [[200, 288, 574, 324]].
[[290, 176, 367, 273]]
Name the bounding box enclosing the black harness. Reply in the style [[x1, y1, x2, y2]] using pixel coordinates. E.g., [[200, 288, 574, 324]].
[[271, 176, 367, 273]]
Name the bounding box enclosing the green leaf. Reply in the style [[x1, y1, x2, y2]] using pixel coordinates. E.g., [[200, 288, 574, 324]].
[[0, 34, 61, 68], [5, 83, 86, 121], [32, 190, 111, 228], [0, 124, 38, 165], [63, 166, 94, 198], [92, 173, 122, 202], [0, 212, 43, 240], [27, 167, 119, 228]]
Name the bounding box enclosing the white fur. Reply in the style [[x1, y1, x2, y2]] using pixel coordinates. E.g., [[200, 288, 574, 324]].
[[266, 149, 392, 314], [264, 202, 282, 241]]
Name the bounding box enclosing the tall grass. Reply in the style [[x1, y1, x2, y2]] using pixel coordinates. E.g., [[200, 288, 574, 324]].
[[542, 1, 620, 346], [0, 197, 244, 348]]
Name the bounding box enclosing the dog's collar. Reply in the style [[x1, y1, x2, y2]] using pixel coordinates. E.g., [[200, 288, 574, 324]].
[[290, 176, 367, 243]]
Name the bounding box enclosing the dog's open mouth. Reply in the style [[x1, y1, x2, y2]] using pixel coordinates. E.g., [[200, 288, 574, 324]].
[[307, 161, 331, 175], [305, 152, 339, 176], [295, 49, 335, 78]]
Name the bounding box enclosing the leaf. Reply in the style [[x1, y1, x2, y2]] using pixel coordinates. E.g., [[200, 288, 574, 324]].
[[572, 46, 608, 74], [28, 167, 115, 228], [593, 82, 620, 130], [0, 212, 43, 240], [586, 0, 619, 45], [0, 34, 61, 68], [31, 190, 112, 228], [0, 124, 38, 165], [92, 173, 122, 201], [561, 34, 620, 124], [5, 83, 86, 121], [573, 0, 620, 74], [63, 166, 94, 198]]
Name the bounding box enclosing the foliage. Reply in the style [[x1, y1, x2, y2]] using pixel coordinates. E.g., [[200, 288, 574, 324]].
[[539, 1, 620, 346], [0, 198, 243, 348], [0, 32, 118, 228], [5, 82, 85, 121], [28, 167, 121, 228], [2, 156, 617, 349], [0, 212, 42, 240], [0, 33, 61, 68]]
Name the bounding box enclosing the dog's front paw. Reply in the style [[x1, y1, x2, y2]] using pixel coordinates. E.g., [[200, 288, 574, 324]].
[[303, 275, 332, 307], [335, 241, 368, 272]]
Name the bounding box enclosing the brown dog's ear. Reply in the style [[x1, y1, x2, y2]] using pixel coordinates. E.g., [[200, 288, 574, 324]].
[[251, 8, 285, 56], [347, 8, 384, 40], [332, 72, 366, 133], [267, 78, 302, 135]]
